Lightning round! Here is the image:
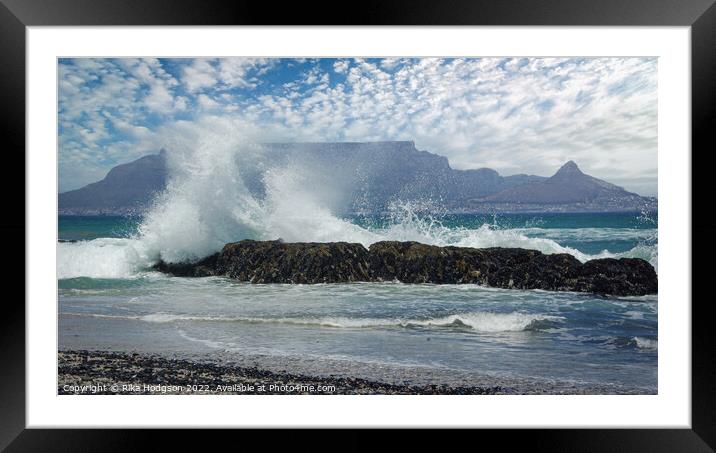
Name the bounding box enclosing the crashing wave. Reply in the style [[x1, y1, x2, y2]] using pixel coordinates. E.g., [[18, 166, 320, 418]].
[[57, 134, 658, 279]]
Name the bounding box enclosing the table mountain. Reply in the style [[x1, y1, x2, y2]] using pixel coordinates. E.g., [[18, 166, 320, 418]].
[[58, 142, 655, 215]]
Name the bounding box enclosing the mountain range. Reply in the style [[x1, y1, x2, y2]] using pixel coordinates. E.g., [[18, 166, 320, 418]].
[[58, 141, 656, 215]]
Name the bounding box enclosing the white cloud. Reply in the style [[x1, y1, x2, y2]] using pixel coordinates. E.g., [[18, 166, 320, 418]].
[[174, 96, 189, 111], [144, 83, 175, 113], [182, 58, 274, 92], [248, 57, 657, 194], [219, 58, 273, 88], [333, 59, 350, 74], [197, 94, 220, 110], [182, 59, 218, 92], [59, 57, 658, 195]]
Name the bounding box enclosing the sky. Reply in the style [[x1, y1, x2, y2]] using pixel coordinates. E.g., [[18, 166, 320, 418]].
[[58, 57, 658, 195]]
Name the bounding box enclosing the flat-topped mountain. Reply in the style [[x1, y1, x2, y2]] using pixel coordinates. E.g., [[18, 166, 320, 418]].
[[59, 142, 656, 215]]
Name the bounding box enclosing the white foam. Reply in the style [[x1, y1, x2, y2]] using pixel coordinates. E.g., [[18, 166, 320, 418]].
[[623, 311, 645, 320], [134, 310, 561, 333], [617, 244, 658, 271], [403, 312, 563, 332], [633, 336, 658, 350], [515, 227, 657, 242], [60, 312, 140, 320], [57, 238, 154, 279]]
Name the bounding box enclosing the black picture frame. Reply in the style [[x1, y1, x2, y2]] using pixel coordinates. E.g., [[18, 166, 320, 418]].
[[4, 0, 714, 450]]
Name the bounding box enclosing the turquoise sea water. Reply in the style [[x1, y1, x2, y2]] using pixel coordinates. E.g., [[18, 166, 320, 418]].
[[58, 211, 657, 393]]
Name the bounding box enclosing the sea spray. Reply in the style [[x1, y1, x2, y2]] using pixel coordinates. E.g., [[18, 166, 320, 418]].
[[137, 137, 267, 263], [57, 131, 658, 279], [260, 165, 379, 245]]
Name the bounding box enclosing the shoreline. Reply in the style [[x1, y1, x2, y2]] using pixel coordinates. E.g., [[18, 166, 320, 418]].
[[58, 350, 504, 395], [58, 349, 656, 395]]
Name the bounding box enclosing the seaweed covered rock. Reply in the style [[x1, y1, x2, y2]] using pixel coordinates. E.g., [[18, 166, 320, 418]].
[[367, 241, 590, 291], [367, 241, 541, 285], [574, 258, 658, 296], [153, 240, 657, 295], [153, 253, 218, 277], [214, 240, 372, 283]]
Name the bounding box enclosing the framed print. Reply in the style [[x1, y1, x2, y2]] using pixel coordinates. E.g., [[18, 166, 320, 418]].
[[5, 0, 715, 449]]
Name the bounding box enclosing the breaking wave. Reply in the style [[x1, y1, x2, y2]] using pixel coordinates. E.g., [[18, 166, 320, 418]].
[[632, 336, 658, 350], [61, 311, 564, 333], [57, 132, 657, 279]]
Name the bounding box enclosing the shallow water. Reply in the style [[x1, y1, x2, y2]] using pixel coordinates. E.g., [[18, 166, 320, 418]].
[[58, 211, 657, 394]]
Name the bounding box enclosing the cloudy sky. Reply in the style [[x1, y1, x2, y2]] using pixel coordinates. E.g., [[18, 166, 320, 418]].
[[58, 57, 657, 195]]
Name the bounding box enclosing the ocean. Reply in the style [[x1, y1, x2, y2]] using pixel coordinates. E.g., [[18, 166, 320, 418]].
[[58, 210, 658, 394]]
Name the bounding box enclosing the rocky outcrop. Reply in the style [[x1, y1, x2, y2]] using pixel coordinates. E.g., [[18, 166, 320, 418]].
[[574, 258, 658, 296], [215, 240, 372, 284], [153, 253, 219, 278], [153, 240, 657, 296]]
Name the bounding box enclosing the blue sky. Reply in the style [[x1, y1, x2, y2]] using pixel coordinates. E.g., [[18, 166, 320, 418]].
[[58, 57, 657, 195]]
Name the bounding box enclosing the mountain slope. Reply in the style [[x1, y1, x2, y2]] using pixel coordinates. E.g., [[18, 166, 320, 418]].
[[59, 150, 167, 214], [58, 142, 546, 214], [483, 161, 639, 204], [58, 143, 655, 214]]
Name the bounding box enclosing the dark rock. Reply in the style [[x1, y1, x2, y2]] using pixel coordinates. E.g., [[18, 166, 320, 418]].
[[575, 258, 658, 296], [511, 253, 583, 291], [153, 253, 218, 277], [214, 240, 372, 284], [152, 240, 657, 296], [367, 241, 584, 291]]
